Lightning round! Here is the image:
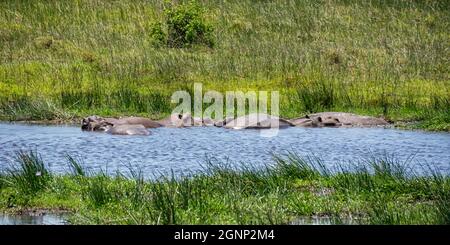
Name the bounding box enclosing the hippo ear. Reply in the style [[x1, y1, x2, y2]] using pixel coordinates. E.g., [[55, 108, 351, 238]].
[[317, 117, 322, 122]]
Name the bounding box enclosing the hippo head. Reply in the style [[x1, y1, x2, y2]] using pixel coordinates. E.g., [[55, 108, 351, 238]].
[[317, 116, 342, 127], [180, 113, 194, 127], [297, 115, 342, 127], [170, 113, 194, 127], [81, 116, 97, 131], [81, 116, 113, 132]]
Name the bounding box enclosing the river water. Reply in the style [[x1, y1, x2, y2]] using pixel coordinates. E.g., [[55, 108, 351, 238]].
[[0, 123, 449, 176]]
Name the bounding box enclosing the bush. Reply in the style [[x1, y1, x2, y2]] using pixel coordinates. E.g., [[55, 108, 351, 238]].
[[150, 1, 214, 48]]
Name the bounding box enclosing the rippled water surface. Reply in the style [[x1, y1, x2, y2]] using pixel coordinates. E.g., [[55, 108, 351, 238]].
[[0, 123, 449, 176], [0, 213, 67, 225]]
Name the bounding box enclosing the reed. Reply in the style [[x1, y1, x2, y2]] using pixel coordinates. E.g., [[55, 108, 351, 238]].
[[4, 150, 51, 195], [1, 151, 448, 224]]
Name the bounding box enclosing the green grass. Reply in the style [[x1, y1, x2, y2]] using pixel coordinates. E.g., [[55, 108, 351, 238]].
[[2, 151, 52, 196], [0, 0, 449, 130], [0, 150, 448, 225]]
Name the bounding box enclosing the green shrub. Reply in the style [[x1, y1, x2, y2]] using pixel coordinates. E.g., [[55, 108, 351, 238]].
[[164, 1, 214, 48]]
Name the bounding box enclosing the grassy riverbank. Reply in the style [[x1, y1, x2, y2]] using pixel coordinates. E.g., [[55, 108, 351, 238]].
[[0, 151, 448, 224], [0, 0, 449, 131]]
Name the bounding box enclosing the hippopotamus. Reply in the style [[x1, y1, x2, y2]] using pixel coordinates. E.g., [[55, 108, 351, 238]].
[[214, 117, 234, 127], [81, 115, 111, 131], [157, 113, 194, 127], [201, 117, 216, 126], [106, 124, 150, 136], [223, 113, 294, 130], [158, 113, 218, 127], [290, 115, 341, 127], [114, 117, 162, 128], [290, 112, 388, 127], [81, 116, 162, 132]]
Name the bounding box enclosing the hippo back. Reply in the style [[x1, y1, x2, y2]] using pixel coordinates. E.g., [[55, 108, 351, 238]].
[[106, 124, 150, 136], [118, 117, 162, 128], [224, 113, 294, 129]]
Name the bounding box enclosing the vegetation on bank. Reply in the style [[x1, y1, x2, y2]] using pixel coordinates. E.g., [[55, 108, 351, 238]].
[[0, 0, 449, 131], [0, 151, 448, 225]]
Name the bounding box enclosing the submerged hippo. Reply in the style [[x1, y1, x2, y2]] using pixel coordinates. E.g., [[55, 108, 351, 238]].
[[158, 113, 194, 127], [290, 115, 341, 127], [290, 112, 388, 127], [81, 116, 162, 132], [214, 117, 234, 127], [224, 113, 294, 130], [106, 124, 150, 136], [158, 113, 217, 127], [202, 117, 216, 126], [81, 115, 111, 131], [114, 117, 162, 128]]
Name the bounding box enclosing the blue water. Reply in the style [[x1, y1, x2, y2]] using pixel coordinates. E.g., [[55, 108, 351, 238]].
[[0, 123, 449, 176]]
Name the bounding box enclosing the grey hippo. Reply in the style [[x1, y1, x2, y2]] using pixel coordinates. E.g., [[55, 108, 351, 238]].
[[81, 111, 389, 135], [289, 112, 388, 127], [82, 115, 162, 131], [158, 113, 218, 127], [223, 113, 295, 130], [106, 124, 150, 136], [213, 117, 234, 127], [81, 115, 162, 135], [157, 113, 195, 127]]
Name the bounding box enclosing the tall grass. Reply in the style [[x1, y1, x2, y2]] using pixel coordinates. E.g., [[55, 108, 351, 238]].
[[0, 95, 72, 121], [422, 165, 450, 224], [296, 79, 335, 113], [0, 172, 5, 190], [1, 151, 448, 224], [0, 0, 448, 129], [66, 154, 87, 177], [273, 152, 331, 180], [84, 173, 113, 208], [3, 150, 51, 195]]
